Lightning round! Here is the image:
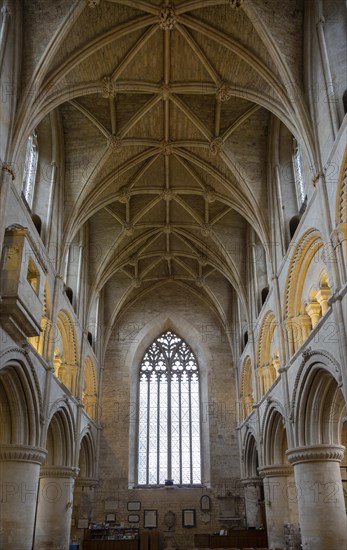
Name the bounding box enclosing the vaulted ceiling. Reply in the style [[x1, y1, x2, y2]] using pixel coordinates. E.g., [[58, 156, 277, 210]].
[[15, 0, 312, 331]]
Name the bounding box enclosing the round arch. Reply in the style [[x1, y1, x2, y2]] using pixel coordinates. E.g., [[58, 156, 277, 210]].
[[292, 351, 346, 448]]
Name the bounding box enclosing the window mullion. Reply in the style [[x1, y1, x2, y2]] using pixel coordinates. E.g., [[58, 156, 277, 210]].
[[157, 373, 160, 485], [146, 376, 150, 485], [179, 375, 182, 485], [188, 374, 193, 485], [167, 359, 172, 481]]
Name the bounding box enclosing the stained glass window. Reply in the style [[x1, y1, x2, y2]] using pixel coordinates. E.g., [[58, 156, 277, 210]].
[[138, 331, 201, 486]]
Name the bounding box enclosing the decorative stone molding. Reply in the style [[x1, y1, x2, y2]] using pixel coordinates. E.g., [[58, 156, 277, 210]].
[[209, 137, 224, 155], [195, 277, 205, 287], [158, 5, 177, 31], [204, 188, 216, 203], [163, 224, 172, 235], [258, 465, 293, 478], [160, 140, 173, 155], [216, 83, 233, 102], [1, 161, 16, 180], [88, 0, 100, 8], [101, 76, 116, 98], [40, 466, 80, 479], [128, 254, 138, 266], [198, 254, 207, 266], [200, 224, 212, 237], [0, 445, 47, 465], [75, 477, 99, 488], [123, 223, 134, 236], [164, 253, 173, 261], [132, 278, 142, 288], [161, 83, 170, 100], [117, 186, 130, 203], [162, 189, 174, 200], [241, 477, 263, 486], [228, 0, 244, 8], [286, 444, 345, 465], [108, 135, 122, 153]]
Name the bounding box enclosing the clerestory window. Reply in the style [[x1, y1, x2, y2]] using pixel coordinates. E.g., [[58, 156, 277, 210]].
[[137, 330, 201, 486], [22, 132, 38, 209], [292, 139, 306, 207]]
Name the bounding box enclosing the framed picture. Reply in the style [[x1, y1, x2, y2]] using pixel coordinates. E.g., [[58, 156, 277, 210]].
[[105, 513, 116, 522], [182, 509, 196, 528], [144, 509, 157, 528], [77, 518, 89, 529], [200, 494, 211, 512], [127, 501, 141, 511], [128, 514, 140, 523]]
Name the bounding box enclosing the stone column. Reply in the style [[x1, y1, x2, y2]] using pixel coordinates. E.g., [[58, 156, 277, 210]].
[[259, 465, 295, 549], [287, 445, 346, 550], [242, 478, 263, 529], [34, 466, 79, 550], [0, 445, 46, 550], [315, 288, 330, 315], [305, 302, 322, 328]]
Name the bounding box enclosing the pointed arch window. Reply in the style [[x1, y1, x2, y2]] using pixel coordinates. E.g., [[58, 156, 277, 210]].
[[138, 331, 201, 486], [22, 132, 38, 209]]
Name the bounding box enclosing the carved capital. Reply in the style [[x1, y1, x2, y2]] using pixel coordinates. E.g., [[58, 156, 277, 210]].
[[159, 5, 177, 30], [286, 444, 345, 465], [101, 76, 116, 98], [0, 445, 47, 465], [209, 137, 224, 155], [258, 465, 293, 478], [40, 466, 80, 479]]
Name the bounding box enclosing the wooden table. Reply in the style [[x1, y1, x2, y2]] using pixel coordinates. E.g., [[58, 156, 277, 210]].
[[195, 529, 268, 548], [83, 541, 138, 550]]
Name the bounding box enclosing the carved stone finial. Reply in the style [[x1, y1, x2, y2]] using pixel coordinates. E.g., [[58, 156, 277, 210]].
[[209, 137, 224, 155], [108, 135, 122, 153], [228, 0, 244, 8], [101, 76, 116, 98], [159, 4, 177, 30], [161, 140, 173, 155], [88, 0, 100, 7], [117, 186, 130, 203], [216, 82, 233, 102]]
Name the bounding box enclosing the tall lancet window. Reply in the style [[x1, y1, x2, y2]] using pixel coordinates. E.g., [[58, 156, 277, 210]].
[[22, 132, 38, 208], [138, 331, 201, 486]]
